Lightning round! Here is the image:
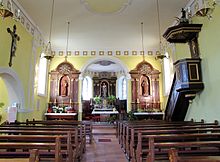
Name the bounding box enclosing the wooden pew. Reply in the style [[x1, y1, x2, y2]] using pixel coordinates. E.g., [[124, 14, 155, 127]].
[[125, 125, 220, 160], [1, 121, 87, 155], [0, 136, 63, 162], [137, 133, 220, 162], [119, 120, 205, 150], [9, 119, 93, 144], [0, 149, 39, 162], [129, 125, 220, 158], [168, 148, 220, 162], [0, 129, 79, 161]]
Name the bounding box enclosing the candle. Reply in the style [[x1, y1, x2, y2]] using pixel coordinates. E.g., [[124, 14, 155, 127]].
[[70, 98, 72, 103], [17, 9, 20, 18], [54, 98, 56, 103]]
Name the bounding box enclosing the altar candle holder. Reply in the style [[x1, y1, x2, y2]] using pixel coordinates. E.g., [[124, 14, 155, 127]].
[[69, 99, 72, 107]]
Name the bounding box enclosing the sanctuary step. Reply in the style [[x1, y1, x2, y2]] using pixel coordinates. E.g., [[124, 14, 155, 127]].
[[92, 122, 116, 135]]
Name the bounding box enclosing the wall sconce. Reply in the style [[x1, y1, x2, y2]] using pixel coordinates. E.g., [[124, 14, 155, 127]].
[[193, 0, 220, 19], [0, 0, 13, 18], [155, 54, 169, 60]]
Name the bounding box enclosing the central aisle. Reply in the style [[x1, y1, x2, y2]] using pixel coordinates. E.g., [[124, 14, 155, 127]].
[[82, 123, 128, 162]]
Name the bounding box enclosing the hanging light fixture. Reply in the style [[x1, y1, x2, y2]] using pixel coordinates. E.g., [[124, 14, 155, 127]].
[[43, 0, 55, 60], [65, 21, 70, 61], [155, 0, 168, 60], [140, 22, 145, 61], [0, 0, 13, 18]]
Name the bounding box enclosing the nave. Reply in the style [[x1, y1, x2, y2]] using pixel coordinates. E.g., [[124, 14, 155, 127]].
[[1, 119, 220, 162], [82, 123, 127, 162]]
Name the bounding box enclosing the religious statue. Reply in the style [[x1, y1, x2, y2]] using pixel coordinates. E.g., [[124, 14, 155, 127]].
[[141, 79, 149, 96], [102, 83, 107, 98], [60, 79, 68, 96]]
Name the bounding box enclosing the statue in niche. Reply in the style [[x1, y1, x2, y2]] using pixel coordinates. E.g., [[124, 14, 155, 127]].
[[60, 76, 69, 96], [102, 83, 107, 98], [141, 76, 150, 96]]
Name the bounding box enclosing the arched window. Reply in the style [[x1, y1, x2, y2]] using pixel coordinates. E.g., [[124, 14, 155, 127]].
[[37, 53, 48, 96], [163, 52, 174, 95], [118, 76, 127, 100], [82, 76, 92, 100], [122, 77, 127, 99]]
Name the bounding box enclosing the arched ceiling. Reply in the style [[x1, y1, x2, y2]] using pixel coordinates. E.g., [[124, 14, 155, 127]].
[[17, 0, 189, 53]]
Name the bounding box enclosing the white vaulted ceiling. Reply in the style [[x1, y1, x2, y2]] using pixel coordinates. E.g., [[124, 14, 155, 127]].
[[16, 0, 189, 53]]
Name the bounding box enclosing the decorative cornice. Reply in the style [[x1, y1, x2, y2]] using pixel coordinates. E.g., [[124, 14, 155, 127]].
[[53, 50, 160, 57], [9, 0, 45, 47]]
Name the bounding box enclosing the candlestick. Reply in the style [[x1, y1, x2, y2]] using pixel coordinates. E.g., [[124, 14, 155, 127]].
[[69, 98, 72, 107], [54, 98, 56, 104]]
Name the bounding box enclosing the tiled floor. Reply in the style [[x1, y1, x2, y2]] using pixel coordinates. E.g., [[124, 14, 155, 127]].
[[81, 124, 128, 162]]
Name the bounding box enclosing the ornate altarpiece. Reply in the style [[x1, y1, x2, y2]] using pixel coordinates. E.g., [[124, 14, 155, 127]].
[[129, 61, 160, 111], [49, 62, 80, 111]]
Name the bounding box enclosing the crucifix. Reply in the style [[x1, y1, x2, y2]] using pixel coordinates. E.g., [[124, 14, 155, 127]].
[[7, 25, 20, 67]]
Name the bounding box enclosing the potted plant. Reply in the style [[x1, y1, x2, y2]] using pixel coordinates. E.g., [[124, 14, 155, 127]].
[[107, 95, 116, 105], [94, 96, 101, 105]]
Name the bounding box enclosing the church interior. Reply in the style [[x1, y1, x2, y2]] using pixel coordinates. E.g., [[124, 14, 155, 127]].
[[0, 0, 220, 161]]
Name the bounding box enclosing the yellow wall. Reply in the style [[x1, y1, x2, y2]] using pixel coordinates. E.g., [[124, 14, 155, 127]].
[[0, 78, 9, 123], [0, 18, 47, 122], [175, 6, 220, 122]]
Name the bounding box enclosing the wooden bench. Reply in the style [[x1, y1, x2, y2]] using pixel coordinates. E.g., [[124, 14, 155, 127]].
[[8, 119, 93, 144], [0, 129, 81, 161], [0, 149, 39, 162], [124, 124, 220, 160], [137, 133, 220, 162], [1, 122, 87, 155], [0, 136, 63, 162], [168, 148, 220, 162]]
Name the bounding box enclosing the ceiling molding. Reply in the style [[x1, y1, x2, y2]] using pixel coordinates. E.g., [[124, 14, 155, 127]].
[[80, 0, 133, 15]]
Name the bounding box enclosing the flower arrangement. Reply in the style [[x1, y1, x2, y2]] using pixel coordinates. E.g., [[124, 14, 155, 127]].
[[107, 95, 116, 104], [94, 96, 101, 104]]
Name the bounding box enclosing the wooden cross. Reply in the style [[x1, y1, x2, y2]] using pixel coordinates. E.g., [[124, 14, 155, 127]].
[[7, 25, 20, 67]]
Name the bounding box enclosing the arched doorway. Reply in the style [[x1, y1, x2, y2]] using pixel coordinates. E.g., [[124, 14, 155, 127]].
[[80, 56, 130, 121], [0, 68, 26, 122]]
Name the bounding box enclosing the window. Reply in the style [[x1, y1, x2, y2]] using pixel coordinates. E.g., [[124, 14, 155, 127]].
[[37, 53, 48, 96], [118, 76, 127, 100], [122, 77, 127, 99], [163, 52, 174, 95], [82, 76, 92, 100]]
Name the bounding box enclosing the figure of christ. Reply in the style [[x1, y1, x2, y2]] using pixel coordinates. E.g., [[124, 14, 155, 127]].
[[7, 25, 20, 67]]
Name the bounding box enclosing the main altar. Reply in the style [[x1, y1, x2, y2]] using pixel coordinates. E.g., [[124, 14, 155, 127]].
[[91, 96, 119, 122]]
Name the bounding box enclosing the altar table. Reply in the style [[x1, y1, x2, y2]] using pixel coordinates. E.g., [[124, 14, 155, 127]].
[[44, 113, 77, 120]]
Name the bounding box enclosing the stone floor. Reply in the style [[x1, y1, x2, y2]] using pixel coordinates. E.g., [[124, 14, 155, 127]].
[[81, 123, 128, 162]]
